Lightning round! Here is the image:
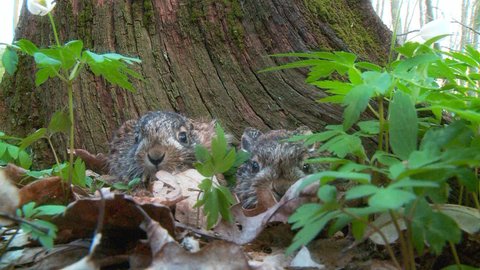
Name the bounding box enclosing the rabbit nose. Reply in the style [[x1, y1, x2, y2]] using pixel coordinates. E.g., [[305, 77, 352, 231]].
[[148, 152, 165, 166]]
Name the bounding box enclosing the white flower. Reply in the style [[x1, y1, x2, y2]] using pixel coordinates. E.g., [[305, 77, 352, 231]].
[[418, 19, 452, 41], [27, 0, 56, 16]]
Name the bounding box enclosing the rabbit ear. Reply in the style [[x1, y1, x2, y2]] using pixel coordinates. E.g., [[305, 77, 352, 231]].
[[240, 127, 262, 152], [293, 126, 319, 153], [293, 125, 312, 135]]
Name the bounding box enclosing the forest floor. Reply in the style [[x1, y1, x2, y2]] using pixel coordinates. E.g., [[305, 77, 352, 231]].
[[1, 160, 479, 269]]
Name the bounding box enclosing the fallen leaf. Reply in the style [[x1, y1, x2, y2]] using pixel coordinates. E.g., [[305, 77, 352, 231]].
[[155, 169, 218, 228], [53, 191, 175, 244], [19, 176, 67, 206], [61, 233, 102, 270], [290, 246, 325, 269], [213, 176, 312, 245], [150, 241, 250, 269], [3, 163, 27, 183], [243, 187, 278, 217], [0, 241, 90, 269], [73, 148, 108, 174]]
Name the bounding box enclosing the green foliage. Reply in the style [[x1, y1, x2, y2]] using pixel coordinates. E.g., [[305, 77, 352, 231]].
[[194, 124, 247, 229], [0, 132, 32, 169], [16, 202, 66, 249], [112, 177, 141, 193], [267, 38, 480, 267]]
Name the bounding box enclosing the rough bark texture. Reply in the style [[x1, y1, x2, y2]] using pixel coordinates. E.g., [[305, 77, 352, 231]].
[[0, 0, 392, 166]]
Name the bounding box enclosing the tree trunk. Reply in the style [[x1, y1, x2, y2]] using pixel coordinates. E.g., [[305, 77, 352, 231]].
[[390, 0, 403, 42], [0, 0, 392, 166], [425, 0, 434, 23]]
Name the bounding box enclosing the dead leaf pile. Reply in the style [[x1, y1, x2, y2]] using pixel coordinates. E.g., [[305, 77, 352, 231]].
[[0, 151, 394, 269]]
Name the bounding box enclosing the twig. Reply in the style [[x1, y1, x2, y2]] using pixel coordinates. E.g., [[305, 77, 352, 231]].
[[0, 228, 20, 257], [174, 221, 221, 241], [452, 19, 480, 36], [0, 212, 49, 234]]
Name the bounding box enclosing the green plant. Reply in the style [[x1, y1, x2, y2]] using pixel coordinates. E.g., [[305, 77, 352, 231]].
[[265, 37, 480, 269], [112, 177, 141, 193], [0, 131, 32, 169], [1, 2, 142, 191], [194, 124, 249, 229], [15, 202, 66, 249]]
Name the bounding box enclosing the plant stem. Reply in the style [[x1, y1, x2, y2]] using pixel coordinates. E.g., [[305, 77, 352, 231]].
[[448, 241, 462, 270], [389, 210, 409, 269], [67, 80, 75, 199], [47, 136, 61, 166], [48, 13, 61, 47], [377, 96, 385, 152], [342, 209, 402, 269]]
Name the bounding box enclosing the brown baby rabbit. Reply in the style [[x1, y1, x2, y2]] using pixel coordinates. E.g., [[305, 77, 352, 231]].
[[108, 111, 215, 184], [235, 127, 321, 209]]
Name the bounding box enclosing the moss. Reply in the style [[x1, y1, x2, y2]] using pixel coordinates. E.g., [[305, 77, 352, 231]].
[[142, 0, 155, 29], [303, 0, 386, 64], [77, 2, 93, 48], [223, 0, 245, 49]]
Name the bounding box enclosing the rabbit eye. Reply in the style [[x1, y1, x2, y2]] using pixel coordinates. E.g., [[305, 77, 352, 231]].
[[134, 134, 140, 144], [251, 161, 260, 173], [178, 131, 188, 144], [302, 163, 311, 173]]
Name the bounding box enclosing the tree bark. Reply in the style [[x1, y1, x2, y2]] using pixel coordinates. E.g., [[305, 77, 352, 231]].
[[0, 0, 392, 166]]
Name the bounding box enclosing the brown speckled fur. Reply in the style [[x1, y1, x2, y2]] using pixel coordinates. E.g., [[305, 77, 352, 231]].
[[235, 127, 324, 209], [108, 111, 215, 184]]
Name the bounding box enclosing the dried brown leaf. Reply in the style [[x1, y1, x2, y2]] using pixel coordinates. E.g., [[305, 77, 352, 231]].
[[53, 191, 175, 244], [155, 169, 216, 228], [19, 176, 67, 206], [150, 241, 250, 270], [214, 177, 315, 245], [73, 148, 108, 174]]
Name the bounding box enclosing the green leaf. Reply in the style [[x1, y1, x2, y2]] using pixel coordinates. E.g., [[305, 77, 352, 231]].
[[2, 47, 18, 75], [35, 67, 56, 86], [215, 148, 236, 173], [368, 188, 416, 210], [18, 150, 32, 169], [21, 202, 37, 218], [16, 39, 39, 55], [342, 85, 374, 130], [72, 158, 87, 187], [128, 177, 141, 189], [48, 110, 71, 133], [104, 53, 142, 64], [64, 40, 83, 58], [362, 71, 392, 95], [287, 210, 339, 255], [34, 52, 62, 67], [389, 91, 418, 160], [351, 218, 367, 240], [442, 265, 480, 270], [394, 53, 440, 74], [357, 120, 380, 135], [389, 178, 438, 189], [211, 125, 227, 164], [35, 205, 66, 217], [299, 171, 371, 191], [317, 185, 337, 203], [7, 145, 19, 159], [19, 128, 47, 150], [112, 182, 129, 190], [194, 145, 210, 163], [356, 61, 382, 72], [345, 185, 379, 200]]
